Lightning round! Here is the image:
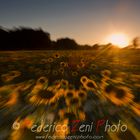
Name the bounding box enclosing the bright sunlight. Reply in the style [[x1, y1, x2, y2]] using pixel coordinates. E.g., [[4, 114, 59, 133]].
[[106, 33, 129, 48]]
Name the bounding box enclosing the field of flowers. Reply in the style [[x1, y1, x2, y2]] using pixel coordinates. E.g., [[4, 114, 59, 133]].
[[0, 49, 140, 140]]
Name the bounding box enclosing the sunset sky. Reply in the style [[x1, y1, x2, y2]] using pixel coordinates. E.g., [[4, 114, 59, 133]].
[[0, 0, 140, 45]]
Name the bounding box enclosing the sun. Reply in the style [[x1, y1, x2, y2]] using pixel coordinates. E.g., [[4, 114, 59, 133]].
[[106, 33, 129, 48]]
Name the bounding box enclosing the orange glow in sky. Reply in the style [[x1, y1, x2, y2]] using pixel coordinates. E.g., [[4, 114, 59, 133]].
[[106, 33, 129, 48]]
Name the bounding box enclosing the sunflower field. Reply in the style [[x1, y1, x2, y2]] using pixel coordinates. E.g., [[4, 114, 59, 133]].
[[0, 49, 140, 140]]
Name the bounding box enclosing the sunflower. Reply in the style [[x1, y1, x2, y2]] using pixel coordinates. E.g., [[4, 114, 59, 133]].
[[65, 90, 80, 107], [80, 58, 86, 64], [77, 90, 87, 102], [64, 89, 85, 107], [60, 61, 68, 67], [53, 53, 61, 59], [90, 63, 97, 70], [104, 85, 134, 106], [1, 70, 21, 83], [5, 92, 18, 107], [80, 76, 97, 91], [64, 89, 75, 99], [101, 69, 111, 79], [71, 71, 78, 77], [19, 79, 35, 92], [47, 57, 54, 63], [77, 63, 85, 69], [59, 67, 65, 74], [80, 76, 88, 83], [52, 70, 59, 76], [0, 84, 22, 107], [85, 80, 98, 90], [30, 78, 63, 106], [61, 79, 69, 89], [53, 80, 61, 89], [29, 87, 57, 105], [36, 76, 48, 86], [30, 79, 47, 96]]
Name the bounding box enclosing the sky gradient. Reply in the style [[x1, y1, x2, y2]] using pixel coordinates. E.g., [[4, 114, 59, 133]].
[[0, 0, 140, 45]]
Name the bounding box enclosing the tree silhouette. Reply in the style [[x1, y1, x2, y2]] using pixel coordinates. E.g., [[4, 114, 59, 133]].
[[133, 37, 140, 49], [55, 38, 78, 50], [0, 27, 51, 50]]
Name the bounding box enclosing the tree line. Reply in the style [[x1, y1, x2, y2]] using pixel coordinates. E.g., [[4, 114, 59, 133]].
[[0, 26, 102, 50], [0, 26, 139, 50]]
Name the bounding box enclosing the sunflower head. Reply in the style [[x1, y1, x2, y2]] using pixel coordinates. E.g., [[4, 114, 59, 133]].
[[60, 62, 68, 67], [19, 79, 35, 92], [115, 88, 126, 99], [104, 84, 116, 94], [77, 90, 87, 102], [47, 57, 54, 63], [1, 70, 21, 83], [101, 70, 111, 78], [53, 80, 61, 89], [104, 85, 134, 106], [65, 89, 85, 107], [65, 90, 74, 99], [81, 77, 97, 91], [38, 89, 55, 100], [80, 58, 86, 64], [37, 77, 48, 85], [61, 79, 69, 88], [86, 80, 97, 89], [52, 70, 58, 76], [72, 71, 78, 77], [53, 53, 61, 59], [59, 67, 65, 74], [90, 63, 97, 70], [77, 63, 85, 69], [80, 76, 88, 84], [30, 87, 57, 105]]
